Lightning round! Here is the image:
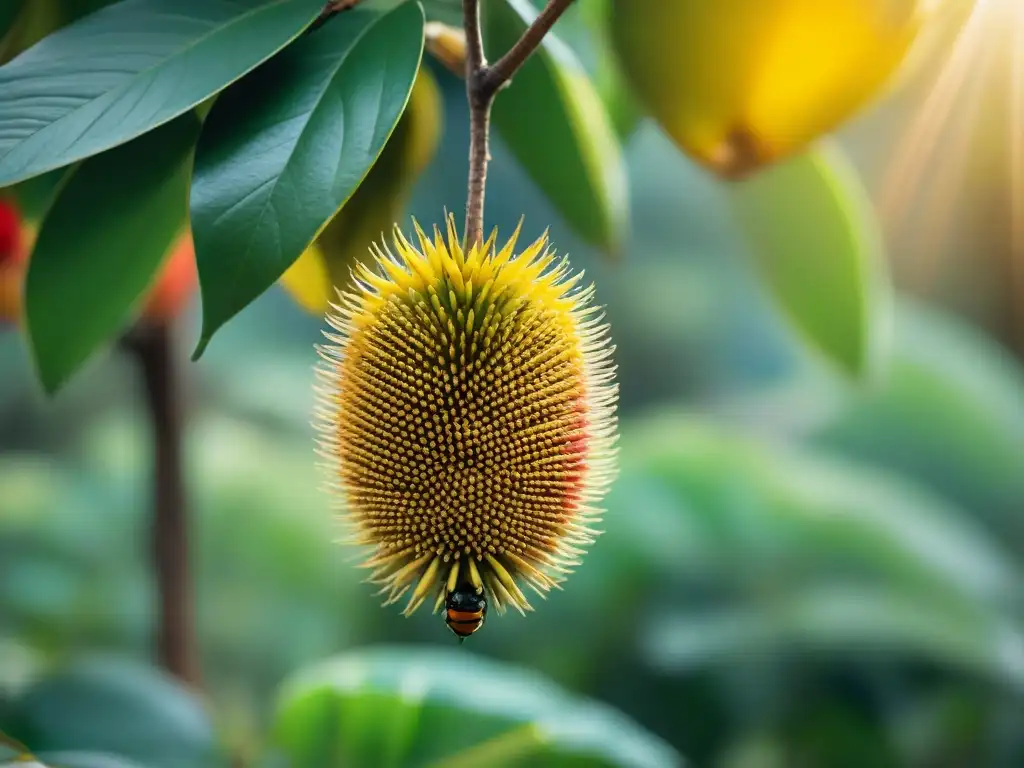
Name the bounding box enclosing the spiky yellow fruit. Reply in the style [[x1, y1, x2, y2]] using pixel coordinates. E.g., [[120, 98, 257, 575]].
[[316, 215, 618, 618]]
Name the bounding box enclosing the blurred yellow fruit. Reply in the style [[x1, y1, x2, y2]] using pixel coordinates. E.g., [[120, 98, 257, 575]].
[[280, 67, 443, 315], [611, 0, 929, 177], [425, 21, 467, 78]]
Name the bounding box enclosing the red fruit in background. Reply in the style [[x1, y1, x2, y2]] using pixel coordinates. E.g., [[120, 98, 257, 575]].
[[0, 198, 27, 324], [0, 198, 24, 265], [141, 232, 197, 325], [2, 207, 196, 328]]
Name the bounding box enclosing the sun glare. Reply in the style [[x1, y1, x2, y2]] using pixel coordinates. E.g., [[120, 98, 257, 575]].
[[879, 0, 1024, 320]]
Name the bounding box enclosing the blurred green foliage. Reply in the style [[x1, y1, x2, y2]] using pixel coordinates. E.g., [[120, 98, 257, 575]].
[[3, 88, 1024, 762]]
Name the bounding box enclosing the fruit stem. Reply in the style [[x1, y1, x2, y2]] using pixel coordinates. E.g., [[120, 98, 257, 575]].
[[124, 321, 201, 689], [462, 0, 575, 248], [462, 0, 491, 249]]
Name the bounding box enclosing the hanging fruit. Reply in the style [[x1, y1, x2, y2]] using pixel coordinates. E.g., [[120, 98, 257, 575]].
[[610, 0, 929, 177]]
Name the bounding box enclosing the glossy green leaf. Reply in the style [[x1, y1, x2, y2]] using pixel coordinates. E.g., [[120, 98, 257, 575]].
[[190, 0, 425, 357], [0, 0, 325, 187], [25, 114, 198, 395], [280, 66, 443, 315], [485, 0, 628, 255], [273, 647, 683, 767], [0, 657, 219, 768], [728, 142, 891, 379]]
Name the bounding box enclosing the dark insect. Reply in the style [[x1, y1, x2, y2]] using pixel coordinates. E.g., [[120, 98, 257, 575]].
[[445, 582, 487, 642]]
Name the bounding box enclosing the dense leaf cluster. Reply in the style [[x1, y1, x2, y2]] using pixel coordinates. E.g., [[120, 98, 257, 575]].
[[0, 0, 640, 395], [0, 0, 889, 396]]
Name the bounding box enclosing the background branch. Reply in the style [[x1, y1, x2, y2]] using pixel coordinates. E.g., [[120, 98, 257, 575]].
[[123, 322, 201, 688]]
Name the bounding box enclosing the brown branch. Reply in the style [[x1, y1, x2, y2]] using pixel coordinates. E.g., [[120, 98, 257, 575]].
[[481, 0, 574, 94], [462, 0, 574, 248], [462, 0, 486, 75], [462, 0, 490, 249], [124, 322, 201, 688]]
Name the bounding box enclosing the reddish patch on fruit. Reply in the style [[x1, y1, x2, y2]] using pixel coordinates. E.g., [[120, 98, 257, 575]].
[[561, 396, 590, 511], [142, 233, 197, 324]]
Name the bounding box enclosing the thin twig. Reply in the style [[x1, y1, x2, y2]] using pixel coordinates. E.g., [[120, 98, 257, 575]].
[[462, 0, 575, 248], [462, 0, 486, 74], [481, 0, 574, 94], [124, 322, 201, 688]]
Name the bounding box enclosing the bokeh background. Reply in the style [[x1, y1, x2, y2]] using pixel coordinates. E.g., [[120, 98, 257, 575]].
[[2, 2, 1024, 766]]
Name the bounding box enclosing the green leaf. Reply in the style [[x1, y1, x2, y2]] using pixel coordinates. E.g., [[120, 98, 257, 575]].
[[577, 0, 643, 140], [189, 0, 425, 358], [0, 0, 325, 187], [3, 168, 69, 223], [273, 647, 683, 767], [485, 0, 628, 255], [727, 142, 891, 379], [24, 114, 198, 395], [280, 66, 443, 316], [0, 656, 219, 768]]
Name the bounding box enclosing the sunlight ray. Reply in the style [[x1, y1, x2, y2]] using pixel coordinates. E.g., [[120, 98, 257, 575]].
[[880, 0, 991, 238], [878, 0, 1024, 302], [1010, 0, 1024, 333]]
